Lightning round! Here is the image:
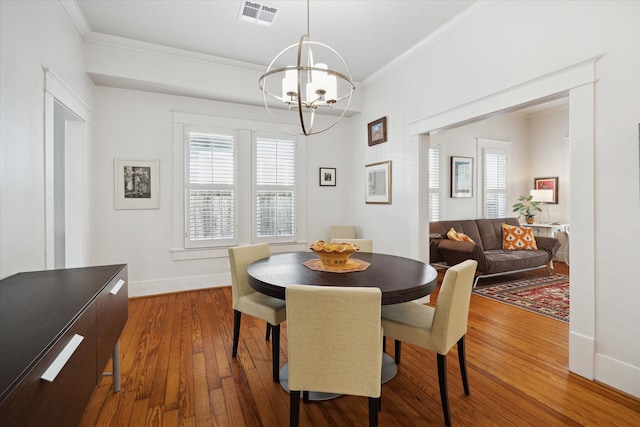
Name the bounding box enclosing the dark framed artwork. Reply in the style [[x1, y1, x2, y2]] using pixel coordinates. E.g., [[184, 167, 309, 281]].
[[367, 117, 387, 146], [450, 156, 473, 198], [319, 167, 336, 186], [114, 159, 159, 209], [365, 161, 392, 204], [534, 177, 558, 204]]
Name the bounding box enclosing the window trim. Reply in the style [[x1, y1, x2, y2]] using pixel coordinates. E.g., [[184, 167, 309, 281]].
[[171, 111, 306, 261]]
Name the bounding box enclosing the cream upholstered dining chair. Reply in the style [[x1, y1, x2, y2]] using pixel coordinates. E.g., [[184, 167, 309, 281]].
[[381, 259, 477, 426], [330, 238, 373, 253], [229, 243, 286, 383], [329, 225, 356, 241], [286, 285, 383, 427]]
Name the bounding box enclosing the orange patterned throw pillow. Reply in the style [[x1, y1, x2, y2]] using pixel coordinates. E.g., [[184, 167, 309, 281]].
[[446, 227, 475, 243], [502, 223, 538, 250]]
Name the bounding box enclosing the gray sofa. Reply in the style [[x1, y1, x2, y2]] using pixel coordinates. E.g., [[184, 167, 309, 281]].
[[429, 217, 560, 286]]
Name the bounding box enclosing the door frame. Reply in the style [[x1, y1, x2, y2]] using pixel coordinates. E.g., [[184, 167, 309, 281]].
[[414, 56, 598, 380], [44, 68, 92, 269]]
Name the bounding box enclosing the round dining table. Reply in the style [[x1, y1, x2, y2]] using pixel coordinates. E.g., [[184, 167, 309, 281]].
[[247, 251, 438, 305], [247, 251, 438, 400]]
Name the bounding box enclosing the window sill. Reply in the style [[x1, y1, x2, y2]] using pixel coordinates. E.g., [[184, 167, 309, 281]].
[[171, 241, 308, 261]]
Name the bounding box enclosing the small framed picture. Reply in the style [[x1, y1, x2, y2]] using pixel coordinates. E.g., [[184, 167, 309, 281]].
[[534, 177, 558, 204], [451, 156, 473, 198], [114, 159, 159, 209], [319, 167, 336, 186], [367, 116, 387, 146], [365, 161, 392, 204]]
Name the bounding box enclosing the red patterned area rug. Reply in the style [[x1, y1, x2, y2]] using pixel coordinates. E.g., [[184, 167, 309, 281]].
[[472, 274, 569, 322]]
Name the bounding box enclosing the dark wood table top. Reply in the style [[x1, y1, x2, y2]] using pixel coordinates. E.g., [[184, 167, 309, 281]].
[[247, 252, 437, 305], [0, 264, 126, 402]]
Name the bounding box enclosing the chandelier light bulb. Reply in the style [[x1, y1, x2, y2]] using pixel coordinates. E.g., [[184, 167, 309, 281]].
[[258, 1, 355, 136]]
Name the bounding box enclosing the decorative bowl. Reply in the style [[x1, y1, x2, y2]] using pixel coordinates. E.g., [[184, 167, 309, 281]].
[[309, 240, 360, 266]]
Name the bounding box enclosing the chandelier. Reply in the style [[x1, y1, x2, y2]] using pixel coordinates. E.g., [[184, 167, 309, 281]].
[[258, 0, 355, 136]]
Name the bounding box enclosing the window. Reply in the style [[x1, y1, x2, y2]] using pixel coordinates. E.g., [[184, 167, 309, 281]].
[[428, 145, 440, 221], [186, 129, 236, 248], [254, 135, 296, 241], [175, 113, 303, 255], [478, 138, 510, 219]]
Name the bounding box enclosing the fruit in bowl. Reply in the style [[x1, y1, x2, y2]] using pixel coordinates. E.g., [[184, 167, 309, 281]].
[[309, 240, 360, 266]]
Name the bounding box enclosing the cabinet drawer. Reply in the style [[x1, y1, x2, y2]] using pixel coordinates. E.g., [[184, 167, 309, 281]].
[[96, 265, 128, 378], [0, 304, 97, 427]]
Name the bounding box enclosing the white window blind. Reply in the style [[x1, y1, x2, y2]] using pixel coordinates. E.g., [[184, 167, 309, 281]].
[[186, 130, 236, 247], [484, 149, 507, 218], [255, 136, 296, 239], [428, 145, 440, 221]]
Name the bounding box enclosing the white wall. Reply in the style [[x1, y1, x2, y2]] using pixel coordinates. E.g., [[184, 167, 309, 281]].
[[431, 112, 530, 220], [0, 1, 94, 278], [528, 107, 570, 224], [89, 86, 352, 296], [353, 0, 639, 398]]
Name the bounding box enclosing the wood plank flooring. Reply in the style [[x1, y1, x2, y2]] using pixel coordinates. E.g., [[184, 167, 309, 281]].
[[80, 263, 640, 426]]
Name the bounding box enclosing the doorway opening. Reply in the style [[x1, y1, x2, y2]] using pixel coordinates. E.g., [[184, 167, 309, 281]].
[[415, 58, 597, 380], [44, 69, 90, 270]]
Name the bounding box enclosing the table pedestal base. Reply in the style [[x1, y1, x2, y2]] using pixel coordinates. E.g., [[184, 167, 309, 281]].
[[278, 353, 397, 401]]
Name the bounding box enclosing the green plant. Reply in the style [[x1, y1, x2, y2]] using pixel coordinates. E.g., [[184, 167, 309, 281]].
[[512, 194, 542, 219]]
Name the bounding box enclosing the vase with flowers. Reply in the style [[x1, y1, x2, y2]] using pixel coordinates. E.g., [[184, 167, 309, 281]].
[[512, 194, 542, 224]]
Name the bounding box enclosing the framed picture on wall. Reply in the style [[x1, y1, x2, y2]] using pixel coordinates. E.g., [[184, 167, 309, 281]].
[[365, 161, 392, 204], [114, 159, 159, 209], [534, 177, 558, 204], [319, 167, 336, 186], [367, 117, 387, 146], [450, 156, 473, 198]]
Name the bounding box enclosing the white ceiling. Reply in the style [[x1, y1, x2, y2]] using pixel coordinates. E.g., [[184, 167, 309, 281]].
[[75, 0, 476, 83]]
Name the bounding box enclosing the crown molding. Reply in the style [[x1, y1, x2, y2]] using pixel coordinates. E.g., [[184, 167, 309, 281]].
[[60, 0, 92, 39], [60, 0, 266, 73]]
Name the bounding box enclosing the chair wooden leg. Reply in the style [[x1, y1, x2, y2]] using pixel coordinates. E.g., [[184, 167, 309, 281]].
[[368, 397, 380, 427], [457, 336, 470, 395], [232, 310, 241, 357], [266, 323, 271, 341], [382, 336, 386, 353], [302, 391, 310, 403], [272, 324, 281, 383], [290, 390, 300, 427], [437, 353, 451, 426], [394, 340, 402, 364]]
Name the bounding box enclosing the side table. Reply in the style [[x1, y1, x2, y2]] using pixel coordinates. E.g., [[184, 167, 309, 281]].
[[522, 223, 570, 265]]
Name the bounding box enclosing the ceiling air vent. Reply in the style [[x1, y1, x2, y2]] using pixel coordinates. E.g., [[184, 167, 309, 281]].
[[239, 1, 279, 26]]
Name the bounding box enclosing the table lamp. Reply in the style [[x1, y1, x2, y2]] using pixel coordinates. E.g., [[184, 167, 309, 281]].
[[530, 189, 554, 224]]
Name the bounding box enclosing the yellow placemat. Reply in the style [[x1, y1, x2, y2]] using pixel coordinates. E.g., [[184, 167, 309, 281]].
[[303, 258, 371, 273]]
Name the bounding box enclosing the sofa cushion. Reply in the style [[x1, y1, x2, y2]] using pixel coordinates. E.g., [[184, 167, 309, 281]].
[[483, 249, 551, 274], [446, 227, 475, 243], [501, 223, 538, 250], [475, 217, 520, 250], [430, 220, 483, 250]]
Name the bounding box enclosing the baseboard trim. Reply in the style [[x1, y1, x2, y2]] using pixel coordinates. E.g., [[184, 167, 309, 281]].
[[595, 353, 640, 398], [129, 272, 230, 298], [569, 331, 594, 379]]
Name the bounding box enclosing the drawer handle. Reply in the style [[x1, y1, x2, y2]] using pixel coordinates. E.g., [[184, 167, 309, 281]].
[[41, 334, 84, 382], [110, 279, 126, 295]]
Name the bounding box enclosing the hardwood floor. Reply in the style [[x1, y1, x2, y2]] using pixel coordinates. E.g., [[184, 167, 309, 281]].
[[80, 263, 640, 426]]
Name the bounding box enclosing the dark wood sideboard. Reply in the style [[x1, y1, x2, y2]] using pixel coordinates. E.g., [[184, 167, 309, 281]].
[[0, 264, 128, 426]]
